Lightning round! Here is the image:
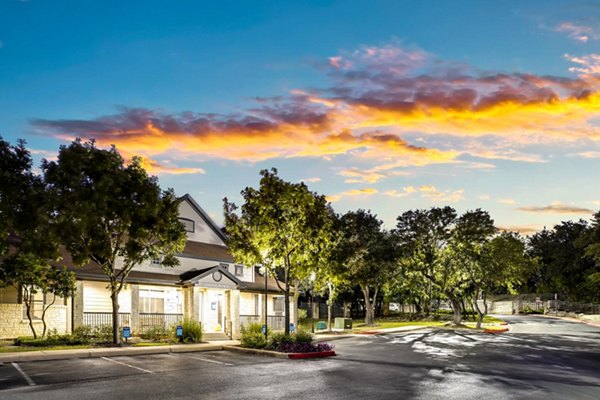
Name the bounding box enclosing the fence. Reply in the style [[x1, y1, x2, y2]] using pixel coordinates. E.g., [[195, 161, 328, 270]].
[[83, 312, 130, 328], [139, 313, 183, 333], [546, 300, 600, 315], [240, 315, 286, 331]]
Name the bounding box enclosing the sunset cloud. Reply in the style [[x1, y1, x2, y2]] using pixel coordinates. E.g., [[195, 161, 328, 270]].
[[557, 22, 600, 43], [32, 43, 600, 177], [326, 187, 378, 203], [497, 225, 541, 236], [517, 202, 593, 214]]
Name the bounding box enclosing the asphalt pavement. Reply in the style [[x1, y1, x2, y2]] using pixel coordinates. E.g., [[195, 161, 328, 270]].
[[0, 314, 598, 399]]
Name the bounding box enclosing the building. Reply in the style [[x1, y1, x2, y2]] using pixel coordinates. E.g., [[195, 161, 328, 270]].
[[0, 194, 291, 339]]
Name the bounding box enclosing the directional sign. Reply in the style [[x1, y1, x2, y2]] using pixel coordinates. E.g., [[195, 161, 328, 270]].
[[176, 325, 183, 337], [123, 326, 131, 338]]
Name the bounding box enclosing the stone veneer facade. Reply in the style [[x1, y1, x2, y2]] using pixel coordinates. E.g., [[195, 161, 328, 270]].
[[0, 304, 68, 339]]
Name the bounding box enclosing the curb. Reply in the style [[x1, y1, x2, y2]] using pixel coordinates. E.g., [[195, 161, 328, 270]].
[[223, 345, 336, 359], [0, 342, 235, 363], [484, 327, 509, 334]]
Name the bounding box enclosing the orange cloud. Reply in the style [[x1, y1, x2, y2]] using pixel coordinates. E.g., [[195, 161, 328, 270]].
[[31, 44, 600, 176], [517, 202, 593, 214], [557, 22, 600, 43], [326, 187, 378, 203]]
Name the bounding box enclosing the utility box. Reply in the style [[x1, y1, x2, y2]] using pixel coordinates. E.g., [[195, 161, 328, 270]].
[[334, 318, 352, 330], [316, 321, 327, 330]]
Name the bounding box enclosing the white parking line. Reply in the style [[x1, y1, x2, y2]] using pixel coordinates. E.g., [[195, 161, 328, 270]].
[[101, 357, 154, 374], [172, 353, 233, 366], [11, 363, 35, 386]]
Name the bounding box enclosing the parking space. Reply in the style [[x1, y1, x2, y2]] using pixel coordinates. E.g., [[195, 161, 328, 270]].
[[0, 351, 286, 393]]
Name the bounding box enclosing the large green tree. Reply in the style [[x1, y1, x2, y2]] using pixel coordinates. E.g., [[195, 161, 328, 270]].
[[337, 210, 398, 326], [224, 168, 331, 335], [395, 207, 496, 325], [0, 138, 76, 338], [43, 140, 186, 344]]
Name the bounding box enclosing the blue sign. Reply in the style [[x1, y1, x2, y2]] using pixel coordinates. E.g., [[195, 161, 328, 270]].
[[176, 325, 183, 337], [262, 324, 267, 335], [123, 326, 131, 338], [290, 323, 295, 333]]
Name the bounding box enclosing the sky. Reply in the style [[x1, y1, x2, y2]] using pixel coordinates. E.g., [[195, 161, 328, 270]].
[[1, 0, 600, 233]]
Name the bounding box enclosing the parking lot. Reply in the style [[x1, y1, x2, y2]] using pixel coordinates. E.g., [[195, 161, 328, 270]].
[[1, 316, 599, 399]]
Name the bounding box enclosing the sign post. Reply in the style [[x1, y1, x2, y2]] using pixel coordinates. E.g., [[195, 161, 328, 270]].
[[123, 326, 131, 344]]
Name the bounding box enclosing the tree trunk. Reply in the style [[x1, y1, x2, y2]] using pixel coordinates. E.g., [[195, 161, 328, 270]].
[[284, 267, 290, 336], [327, 282, 334, 332], [362, 286, 376, 326], [343, 301, 350, 318], [473, 299, 483, 329], [292, 285, 299, 333], [110, 285, 121, 345], [23, 287, 38, 339], [448, 295, 463, 326]]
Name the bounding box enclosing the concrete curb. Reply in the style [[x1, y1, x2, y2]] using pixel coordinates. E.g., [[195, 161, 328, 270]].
[[0, 341, 239, 363], [223, 345, 288, 359], [223, 345, 336, 359]]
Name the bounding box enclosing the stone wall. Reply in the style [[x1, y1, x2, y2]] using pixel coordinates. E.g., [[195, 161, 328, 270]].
[[0, 304, 68, 339]]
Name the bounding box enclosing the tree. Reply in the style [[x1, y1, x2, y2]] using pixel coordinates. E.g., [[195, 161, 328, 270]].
[[312, 212, 349, 331], [337, 210, 398, 326], [469, 232, 536, 328], [43, 140, 186, 344], [224, 168, 331, 335], [528, 220, 594, 301], [0, 137, 73, 338], [1, 255, 76, 338], [395, 207, 496, 326]]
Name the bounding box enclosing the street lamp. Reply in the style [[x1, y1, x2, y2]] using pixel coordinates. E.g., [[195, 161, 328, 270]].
[[259, 250, 270, 340]]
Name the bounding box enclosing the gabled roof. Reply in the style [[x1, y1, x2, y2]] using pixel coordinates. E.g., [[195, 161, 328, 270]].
[[179, 194, 228, 243], [180, 264, 241, 286]]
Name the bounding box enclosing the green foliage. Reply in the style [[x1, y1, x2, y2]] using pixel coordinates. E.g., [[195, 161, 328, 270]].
[[43, 140, 187, 344], [240, 332, 267, 349], [141, 326, 172, 342], [266, 332, 293, 350], [241, 323, 263, 335], [179, 319, 202, 343], [292, 329, 313, 344], [224, 168, 332, 334], [297, 308, 308, 321], [336, 209, 399, 325]]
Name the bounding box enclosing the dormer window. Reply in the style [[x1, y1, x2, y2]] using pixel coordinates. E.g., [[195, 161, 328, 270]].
[[235, 265, 244, 277], [179, 218, 195, 233]]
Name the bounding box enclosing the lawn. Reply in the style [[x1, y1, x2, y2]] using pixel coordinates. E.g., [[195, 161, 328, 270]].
[[0, 343, 92, 353], [351, 320, 446, 332]]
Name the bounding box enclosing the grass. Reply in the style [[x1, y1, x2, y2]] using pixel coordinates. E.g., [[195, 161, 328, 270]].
[[0, 344, 92, 353], [132, 342, 172, 347], [351, 320, 445, 332]]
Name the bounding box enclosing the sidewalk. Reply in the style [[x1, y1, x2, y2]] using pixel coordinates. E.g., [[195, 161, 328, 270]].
[[0, 339, 240, 363], [538, 313, 600, 328]]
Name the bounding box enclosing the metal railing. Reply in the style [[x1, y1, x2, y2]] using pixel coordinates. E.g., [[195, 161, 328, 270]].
[[83, 312, 131, 328], [139, 313, 183, 332], [240, 315, 286, 331]]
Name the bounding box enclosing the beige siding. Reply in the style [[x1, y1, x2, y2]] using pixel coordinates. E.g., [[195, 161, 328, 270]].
[[178, 200, 225, 245], [83, 281, 131, 313]]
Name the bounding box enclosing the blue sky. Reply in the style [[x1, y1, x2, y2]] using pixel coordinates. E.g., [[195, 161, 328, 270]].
[[1, 0, 600, 232]]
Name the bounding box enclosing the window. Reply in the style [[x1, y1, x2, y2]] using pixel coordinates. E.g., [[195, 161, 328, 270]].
[[179, 218, 195, 233], [235, 265, 244, 277], [254, 294, 260, 315], [140, 289, 165, 313], [151, 258, 161, 266], [273, 297, 284, 313]]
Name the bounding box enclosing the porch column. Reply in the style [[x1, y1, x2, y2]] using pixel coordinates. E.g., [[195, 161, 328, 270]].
[[231, 290, 240, 339], [193, 287, 201, 324], [130, 284, 140, 333], [183, 286, 193, 320], [73, 280, 84, 329]]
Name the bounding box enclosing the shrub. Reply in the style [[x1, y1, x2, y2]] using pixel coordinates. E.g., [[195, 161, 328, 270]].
[[297, 308, 308, 320], [278, 341, 334, 353], [240, 331, 267, 348], [293, 329, 313, 344], [140, 326, 171, 342], [179, 319, 203, 343], [71, 326, 93, 344], [92, 325, 114, 343], [241, 323, 263, 335], [267, 332, 293, 350]]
